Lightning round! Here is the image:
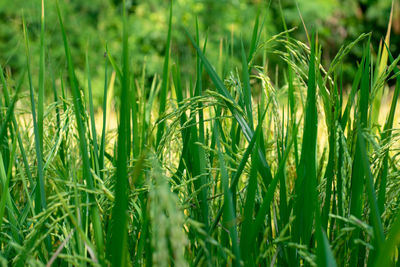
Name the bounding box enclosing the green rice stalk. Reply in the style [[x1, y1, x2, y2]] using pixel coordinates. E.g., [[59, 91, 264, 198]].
[[156, 4, 172, 149], [38, 0, 45, 152], [377, 45, 400, 215], [215, 123, 241, 266], [85, 50, 100, 176], [109, 0, 131, 264], [99, 53, 108, 179], [293, 33, 318, 247], [23, 17, 47, 215], [349, 38, 371, 266], [56, 1, 104, 261], [371, 2, 393, 130]]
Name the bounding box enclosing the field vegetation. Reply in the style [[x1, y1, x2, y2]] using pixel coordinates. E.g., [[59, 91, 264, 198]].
[[1, 0, 400, 266]]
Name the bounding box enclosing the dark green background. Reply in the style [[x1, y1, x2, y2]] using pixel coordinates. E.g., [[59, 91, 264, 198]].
[[0, 0, 396, 105]]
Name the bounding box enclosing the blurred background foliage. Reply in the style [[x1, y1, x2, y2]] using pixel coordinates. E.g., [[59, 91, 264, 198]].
[[0, 0, 398, 106]]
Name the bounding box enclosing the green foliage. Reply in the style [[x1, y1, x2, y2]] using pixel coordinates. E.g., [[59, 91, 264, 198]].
[[2, 0, 396, 109], [1, 1, 400, 266]]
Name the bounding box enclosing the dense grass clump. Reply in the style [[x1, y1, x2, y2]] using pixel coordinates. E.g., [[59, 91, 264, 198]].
[[1, 1, 400, 266]]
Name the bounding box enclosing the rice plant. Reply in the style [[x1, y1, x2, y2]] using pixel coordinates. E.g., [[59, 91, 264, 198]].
[[1, 1, 400, 266]]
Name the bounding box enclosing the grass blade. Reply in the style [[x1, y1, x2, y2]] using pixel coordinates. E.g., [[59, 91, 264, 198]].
[[38, 0, 45, 152], [374, 208, 400, 266], [349, 38, 371, 266], [216, 123, 241, 266], [293, 33, 318, 247], [56, 1, 104, 260], [23, 16, 47, 214], [99, 53, 109, 179], [156, 4, 172, 149], [356, 123, 384, 254], [371, 2, 393, 130], [241, 40, 253, 128], [86, 50, 100, 175], [240, 142, 259, 264], [377, 45, 400, 214], [0, 72, 24, 143], [108, 0, 131, 265]]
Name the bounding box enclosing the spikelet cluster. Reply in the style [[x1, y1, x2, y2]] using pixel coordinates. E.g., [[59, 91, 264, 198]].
[[149, 156, 188, 267]]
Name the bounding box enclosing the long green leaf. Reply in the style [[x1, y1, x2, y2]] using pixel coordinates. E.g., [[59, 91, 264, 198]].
[[293, 33, 318, 246], [109, 0, 130, 265], [86, 50, 100, 175], [216, 123, 241, 266], [377, 44, 400, 214], [156, 4, 172, 148], [23, 17, 47, 214], [349, 38, 371, 266], [38, 0, 45, 152], [56, 1, 104, 261]]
